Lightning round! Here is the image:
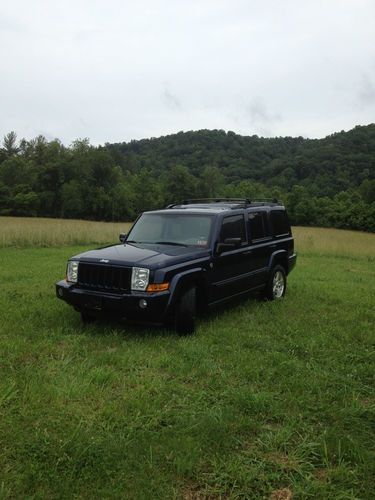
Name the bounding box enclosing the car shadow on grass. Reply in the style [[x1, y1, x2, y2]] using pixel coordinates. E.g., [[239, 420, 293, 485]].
[[64, 289, 266, 339]]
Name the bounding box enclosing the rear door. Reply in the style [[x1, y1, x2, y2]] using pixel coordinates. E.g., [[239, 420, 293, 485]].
[[246, 210, 273, 286]]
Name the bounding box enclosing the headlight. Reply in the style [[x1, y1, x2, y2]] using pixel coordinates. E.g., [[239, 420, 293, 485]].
[[67, 261, 79, 283], [131, 267, 149, 291]]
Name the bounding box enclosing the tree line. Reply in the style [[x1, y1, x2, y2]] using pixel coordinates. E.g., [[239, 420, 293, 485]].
[[0, 125, 374, 231]]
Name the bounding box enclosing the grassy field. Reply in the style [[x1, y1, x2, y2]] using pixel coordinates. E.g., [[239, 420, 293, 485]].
[[0, 219, 374, 498]]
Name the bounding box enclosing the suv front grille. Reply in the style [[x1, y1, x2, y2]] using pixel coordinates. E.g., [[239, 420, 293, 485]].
[[77, 263, 131, 293]]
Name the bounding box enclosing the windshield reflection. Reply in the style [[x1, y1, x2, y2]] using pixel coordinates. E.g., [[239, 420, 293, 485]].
[[127, 213, 213, 248]]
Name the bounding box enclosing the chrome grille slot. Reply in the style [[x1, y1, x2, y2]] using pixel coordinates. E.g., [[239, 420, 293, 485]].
[[77, 263, 131, 293]]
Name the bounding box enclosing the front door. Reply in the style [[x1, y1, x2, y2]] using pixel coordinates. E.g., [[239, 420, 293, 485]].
[[209, 214, 251, 303]]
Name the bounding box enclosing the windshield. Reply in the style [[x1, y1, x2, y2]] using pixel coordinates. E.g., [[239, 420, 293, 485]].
[[127, 213, 213, 247]]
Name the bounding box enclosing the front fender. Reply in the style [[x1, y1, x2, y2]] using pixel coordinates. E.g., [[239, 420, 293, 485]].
[[167, 268, 207, 309]]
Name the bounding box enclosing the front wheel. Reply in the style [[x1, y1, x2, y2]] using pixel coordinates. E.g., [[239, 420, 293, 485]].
[[174, 286, 197, 335], [264, 265, 286, 300]]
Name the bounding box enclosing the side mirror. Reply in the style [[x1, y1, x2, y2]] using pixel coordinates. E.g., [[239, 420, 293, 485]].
[[119, 233, 127, 243], [216, 237, 242, 254]]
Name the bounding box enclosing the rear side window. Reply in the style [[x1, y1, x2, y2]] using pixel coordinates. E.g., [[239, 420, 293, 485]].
[[220, 215, 246, 242], [270, 210, 290, 236], [248, 211, 269, 241]]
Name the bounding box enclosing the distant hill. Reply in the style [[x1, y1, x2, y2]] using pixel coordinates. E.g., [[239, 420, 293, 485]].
[[106, 124, 375, 197]]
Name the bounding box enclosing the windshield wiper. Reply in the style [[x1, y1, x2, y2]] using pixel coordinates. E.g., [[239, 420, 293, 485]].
[[154, 241, 188, 247], [124, 240, 142, 245]]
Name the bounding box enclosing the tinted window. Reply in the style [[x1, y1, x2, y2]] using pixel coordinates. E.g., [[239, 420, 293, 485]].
[[270, 210, 290, 236], [220, 215, 246, 242], [248, 211, 268, 240]]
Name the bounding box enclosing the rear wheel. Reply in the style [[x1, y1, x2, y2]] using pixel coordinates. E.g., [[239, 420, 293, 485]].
[[174, 286, 197, 335], [265, 265, 286, 300]]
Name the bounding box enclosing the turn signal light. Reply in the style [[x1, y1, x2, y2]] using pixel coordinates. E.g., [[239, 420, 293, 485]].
[[146, 283, 169, 292]]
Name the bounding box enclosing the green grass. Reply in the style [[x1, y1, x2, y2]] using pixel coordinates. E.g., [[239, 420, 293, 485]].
[[0, 234, 374, 498]]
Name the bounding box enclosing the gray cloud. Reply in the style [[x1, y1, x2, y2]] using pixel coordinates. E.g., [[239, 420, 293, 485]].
[[162, 88, 182, 110], [245, 99, 282, 136]]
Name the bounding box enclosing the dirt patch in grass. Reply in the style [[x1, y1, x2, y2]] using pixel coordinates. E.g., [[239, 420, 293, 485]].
[[270, 487, 293, 500], [265, 452, 299, 471], [181, 483, 218, 500]]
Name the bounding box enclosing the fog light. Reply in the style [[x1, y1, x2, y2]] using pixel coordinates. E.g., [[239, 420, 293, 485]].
[[139, 299, 148, 309], [58, 288, 64, 297]]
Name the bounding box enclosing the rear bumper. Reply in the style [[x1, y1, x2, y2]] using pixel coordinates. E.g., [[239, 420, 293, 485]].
[[288, 253, 297, 274], [56, 280, 170, 322]]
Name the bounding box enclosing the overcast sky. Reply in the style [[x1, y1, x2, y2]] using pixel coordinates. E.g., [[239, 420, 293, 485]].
[[0, 0, 374, 145]]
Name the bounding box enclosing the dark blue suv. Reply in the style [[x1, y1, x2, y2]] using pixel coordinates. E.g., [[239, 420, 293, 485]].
[[56, 199, 297, 334]]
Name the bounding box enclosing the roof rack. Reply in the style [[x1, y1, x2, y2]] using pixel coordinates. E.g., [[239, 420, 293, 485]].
[[165, 198, 282, 209]]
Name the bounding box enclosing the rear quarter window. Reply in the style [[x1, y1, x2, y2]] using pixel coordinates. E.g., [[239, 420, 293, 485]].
[[270, 210, 290, 237], [248, 211, 269, 241]]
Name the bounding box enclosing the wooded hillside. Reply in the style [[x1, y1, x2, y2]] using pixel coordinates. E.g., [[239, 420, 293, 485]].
[[1, 125, 374, 231]]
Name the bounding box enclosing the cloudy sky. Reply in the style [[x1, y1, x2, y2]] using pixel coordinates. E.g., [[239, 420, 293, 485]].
[[0, 0, 374, 144]]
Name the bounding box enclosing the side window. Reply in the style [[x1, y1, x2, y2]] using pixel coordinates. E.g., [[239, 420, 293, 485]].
[[220, 215, 246, 242], [270, 210, 290, 237], [248, 211, 269, 241]]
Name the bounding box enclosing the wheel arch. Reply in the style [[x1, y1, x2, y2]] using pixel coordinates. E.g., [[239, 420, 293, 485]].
[[167, 268, 208, 312], [269, 250, 288, 274]]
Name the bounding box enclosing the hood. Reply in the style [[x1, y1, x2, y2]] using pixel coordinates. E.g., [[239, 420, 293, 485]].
[[71, 243, 210, 269]]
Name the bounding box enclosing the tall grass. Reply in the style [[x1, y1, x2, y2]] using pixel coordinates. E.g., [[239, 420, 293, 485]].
[[1, 217, 374, 258], [0, 217, 132, 248], [293, 226, 375, 259]]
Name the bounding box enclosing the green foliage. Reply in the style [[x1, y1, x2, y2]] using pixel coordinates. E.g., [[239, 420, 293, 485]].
[[165, 164, 198, 203], [360, 178, 375, 203], [0, 125, 374, 230]]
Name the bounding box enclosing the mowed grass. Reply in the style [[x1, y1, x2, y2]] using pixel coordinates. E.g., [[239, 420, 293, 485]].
[[0, 221, 374, 499]]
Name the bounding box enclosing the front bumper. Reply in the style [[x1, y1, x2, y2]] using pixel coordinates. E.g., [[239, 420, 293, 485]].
[[56, 280, 170, 322]]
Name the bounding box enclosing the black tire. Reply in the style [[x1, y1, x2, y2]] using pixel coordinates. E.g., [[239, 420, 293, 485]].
[[264, 265, 286, 300], [80, 310, 97, 323], [174, 286, 197, 335]]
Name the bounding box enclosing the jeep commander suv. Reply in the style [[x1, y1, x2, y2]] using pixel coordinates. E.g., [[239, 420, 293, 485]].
[[56, 199, 297, 334]]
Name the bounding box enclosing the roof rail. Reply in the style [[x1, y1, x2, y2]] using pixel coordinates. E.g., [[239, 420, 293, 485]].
[[251, 198, 280, 204], [182, 198, 252, 206], [165, 198, 283, 209]]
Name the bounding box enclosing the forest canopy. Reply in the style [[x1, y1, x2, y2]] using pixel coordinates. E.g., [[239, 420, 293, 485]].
[[0, 125, 374, 232]]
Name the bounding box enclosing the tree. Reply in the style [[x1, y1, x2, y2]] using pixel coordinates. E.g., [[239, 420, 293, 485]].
[[359, 179, 375, 203], [2, 131, 18, 157], [165, 165, 197, 204], [199, 165, 225, 198], [61, 180, 84, 218]]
